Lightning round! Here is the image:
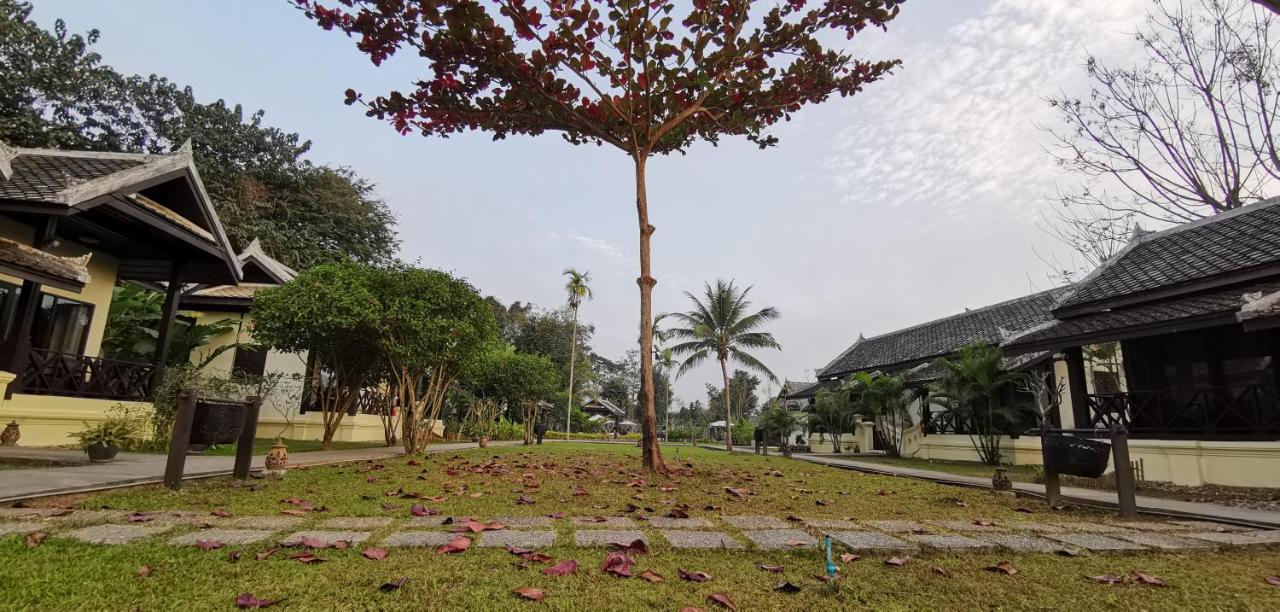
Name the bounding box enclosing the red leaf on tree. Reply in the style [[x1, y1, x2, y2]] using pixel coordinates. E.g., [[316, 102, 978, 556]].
[[362, 547, 389, 560], [544, 559, 578, 575], [707, 592, 737, 611], [235, 593, 281, 609], [437, 535, 471, 554], [602, 551, 634, 577], [513, 587, 545, 601]]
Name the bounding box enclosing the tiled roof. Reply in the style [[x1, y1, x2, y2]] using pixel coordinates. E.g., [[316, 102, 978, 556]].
[[817, 286, 1071, 378], [0, 153, 146, 202], [1006, 279, 1280, 350], [1054, 198, 1280, 313], [0, 236, 91, 288], [188, 283, 277, 300]]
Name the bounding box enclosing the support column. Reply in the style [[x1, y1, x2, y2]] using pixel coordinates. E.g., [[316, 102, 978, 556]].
[[1111, 425, 1138, 519], [150, 261, 186, 391], [2, 218, 57, 398], [1064, 346, 1091, 428]]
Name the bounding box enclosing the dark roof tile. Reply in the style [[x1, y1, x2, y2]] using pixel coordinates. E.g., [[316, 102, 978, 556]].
[[0, 153, 145, 202]]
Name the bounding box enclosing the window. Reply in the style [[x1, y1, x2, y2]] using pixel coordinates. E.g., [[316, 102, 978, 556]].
[[231, 345, 268, 380], [32, 293, 93, 355]]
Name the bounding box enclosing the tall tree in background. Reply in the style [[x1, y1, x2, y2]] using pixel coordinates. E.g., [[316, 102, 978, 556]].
[[562, 268, 593, 439], [298, 0, 901, 472], [1046, 0, 1279, 279], [668, 280, 780, 451], [0, 0, 398, 268]]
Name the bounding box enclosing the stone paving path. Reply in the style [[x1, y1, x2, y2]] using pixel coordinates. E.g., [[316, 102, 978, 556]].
[[4, 507, 1278, 556]]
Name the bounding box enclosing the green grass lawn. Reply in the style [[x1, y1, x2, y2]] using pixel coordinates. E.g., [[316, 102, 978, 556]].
[[196, 438, 390, 457], [2, 443, 1276, 610], [850, 455, 1042, 482]]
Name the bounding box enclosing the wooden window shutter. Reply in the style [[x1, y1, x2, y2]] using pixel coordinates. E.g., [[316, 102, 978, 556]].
[[232, 345, 268, 379]]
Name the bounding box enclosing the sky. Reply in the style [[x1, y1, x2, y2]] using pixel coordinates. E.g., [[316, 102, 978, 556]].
[[30, 0, 1156, 406]]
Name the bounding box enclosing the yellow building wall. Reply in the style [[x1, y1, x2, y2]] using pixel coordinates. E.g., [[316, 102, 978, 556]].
[[0, 217, 120, 358], [909, 433, 1280, 488], [1, 392, 153, 447]]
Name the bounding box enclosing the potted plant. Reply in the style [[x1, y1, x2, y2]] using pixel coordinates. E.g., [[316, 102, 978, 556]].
[[71, 418, 139, 463]]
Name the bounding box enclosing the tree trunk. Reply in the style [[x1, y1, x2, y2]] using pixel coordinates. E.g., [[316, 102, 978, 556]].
[[634, 154, 666, 473], [720, 358, 733, 452], [565, 309, 578, 440]]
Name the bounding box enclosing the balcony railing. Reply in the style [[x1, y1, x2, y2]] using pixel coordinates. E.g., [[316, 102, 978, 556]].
[[1087, 384, 1280, 440], [300, 387, 390, 416], [21, 348, 155, 400]]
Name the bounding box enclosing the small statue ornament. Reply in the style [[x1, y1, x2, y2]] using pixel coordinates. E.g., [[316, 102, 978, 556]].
[[0, 421, 19, 446], [992, 466, 1013, 492], [264, 438, 289, 475]]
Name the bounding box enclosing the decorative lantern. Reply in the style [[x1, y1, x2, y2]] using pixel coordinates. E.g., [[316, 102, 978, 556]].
[[0, 421, 19, 446], [264, 438, 289, 474], [992, 467, 1013, 492]]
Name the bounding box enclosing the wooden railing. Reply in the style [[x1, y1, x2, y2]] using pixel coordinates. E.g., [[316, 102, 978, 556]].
[[1087, 384, 1279, 440], [300, 387, 390, 416], [21, 348, 155, 400]]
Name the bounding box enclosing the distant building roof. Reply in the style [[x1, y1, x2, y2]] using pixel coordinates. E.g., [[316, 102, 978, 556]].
[[581, 397, 624, 418], [184, 239, 298, 309], [817, 286, 1070, 379]]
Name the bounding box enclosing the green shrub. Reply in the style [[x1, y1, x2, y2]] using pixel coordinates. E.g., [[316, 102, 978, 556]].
[[729, 417, 755, 446]]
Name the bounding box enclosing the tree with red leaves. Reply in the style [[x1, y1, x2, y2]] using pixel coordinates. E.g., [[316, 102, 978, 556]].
[[296, 0, 902, 472]]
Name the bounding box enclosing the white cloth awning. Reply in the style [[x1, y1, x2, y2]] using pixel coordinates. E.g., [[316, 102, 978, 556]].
[[708, 420, 727, 428]]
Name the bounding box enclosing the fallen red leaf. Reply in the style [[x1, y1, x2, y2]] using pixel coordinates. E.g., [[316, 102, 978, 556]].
[[25, 532, 47, 547], [235, 593, 281, 609], [516, 495, 537, 505], [513, 587, 545, 601], [640, 569, 664, 583], [602, 551, 634, 577], [128, 513, 155, 523], [932, 566, 951, 577], [973, 519, 993, 527], [707, 592, 737, 610], [228, 550, 243, 562], [410, 504, 438, 517], [1129, 570, 1165, 586], [544, 559, 578, 576], [379, 577, 408, 592], [195, 539, 224, 550], [666, 508, 690, 519], [545, 512, 566, 519], [437, 535, 471, 554], [678, 568, 712, 582], [255, 547, 280, 561], [986, 561, 1018, 576], [1266, 575, 1280, 586], [362, 547, 389, 560], [137, 565, 154, 577], [521, 551, 554, 563], [608, 539, 648, 555], [1092, 573, 1125, 585], [724, 487, 749, 498], [840, 553, 861, 563], [885, 556, 910, 567], [505, 544, 534, 555], [211, 509, 233, 518], [774, 581, 801, 593], [289, 552, 326, 564], [298, 536, 327, 549], [758, 564, 785, 573]]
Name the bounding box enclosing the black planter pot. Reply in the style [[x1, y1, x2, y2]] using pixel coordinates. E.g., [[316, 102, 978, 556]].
[[85, 442, 120, 463], [1042, 433, 1111, 478], [190, 401, 247, 446]]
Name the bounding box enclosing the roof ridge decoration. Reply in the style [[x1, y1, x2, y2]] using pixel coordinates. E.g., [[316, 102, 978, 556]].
[[239, 237, 298, 283], [0, 140, 17, 180], [1238, 290, 1280, 324]]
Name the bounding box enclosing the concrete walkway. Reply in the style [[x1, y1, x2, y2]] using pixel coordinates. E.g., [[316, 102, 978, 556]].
[[702, 445, 1280, 529], [0, 441, 513, 504]]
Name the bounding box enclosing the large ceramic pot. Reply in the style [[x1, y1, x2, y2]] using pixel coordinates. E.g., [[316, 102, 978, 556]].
[[478, 435, 489, 448], [190, 401, 247, 446], [265, 438, 289, 472], [85, 442, 119, 463], [1042, 433, 1111, 478]]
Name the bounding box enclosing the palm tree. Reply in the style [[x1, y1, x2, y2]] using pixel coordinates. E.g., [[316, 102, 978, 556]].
[[930, 343, 1020, 465], [760, 404, 803, 457], [845, 371, 910, 457], [808, 388, 854, 454], [644, 313, 677, 442], [668, 280, 781, 451], [562, 268, 593, 440]]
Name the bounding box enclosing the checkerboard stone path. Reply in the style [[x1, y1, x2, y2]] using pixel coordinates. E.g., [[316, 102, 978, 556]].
[[6, 509, 1274, 556], [170, 529, 275, 546], [279, 531, 371, 547]]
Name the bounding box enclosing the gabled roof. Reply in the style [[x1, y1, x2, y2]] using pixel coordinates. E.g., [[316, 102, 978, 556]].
[[236, 238, 298, 285], [581, 397, 625, 418], [1053, 198, 1280, 316], [184, 239, 297, 308], [0, 140, 240, 285], [817, 286, 1071, 379], [0, 235, 91, 292]]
